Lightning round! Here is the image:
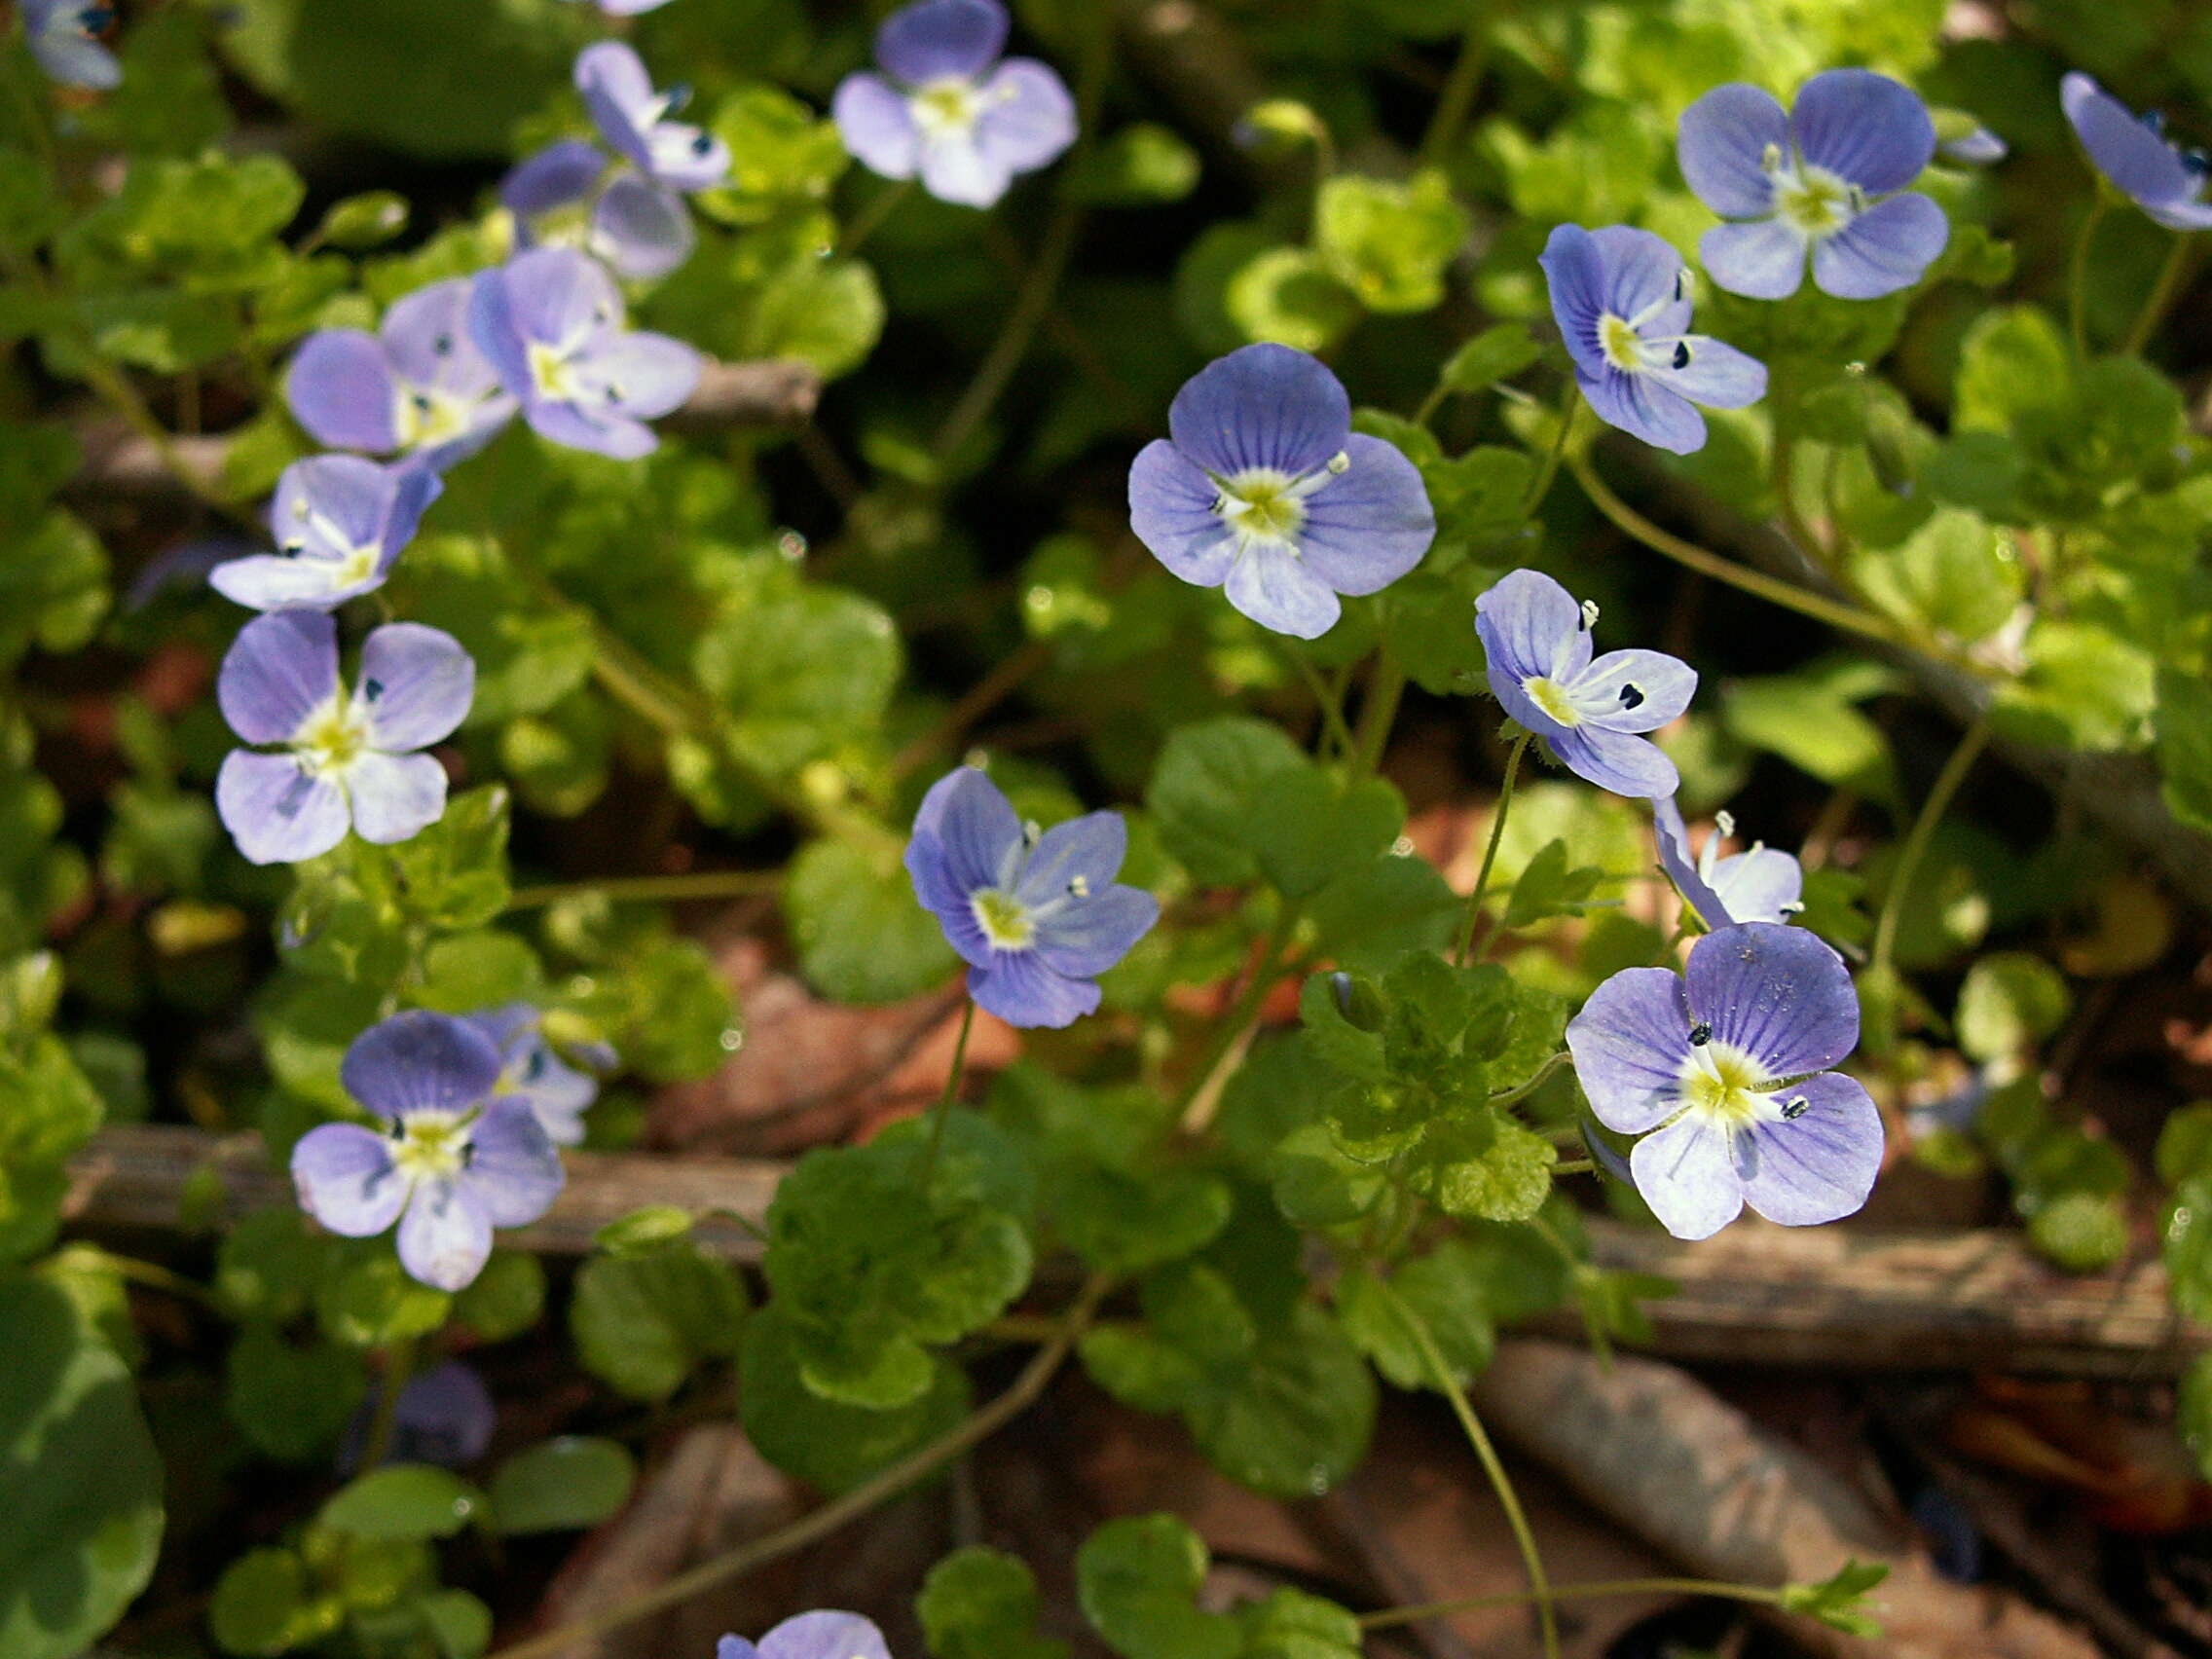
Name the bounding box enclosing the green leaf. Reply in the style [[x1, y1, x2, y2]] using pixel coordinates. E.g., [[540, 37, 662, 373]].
[[1335, 1242, 1497, 1391], [225, 1325, 367, 1462], [918, 1547, 1071, 1659], [701, 86, 849, 223], [315, 1246, 451, 1348], [2027, 1191, 2128, 1272], [1849, 510, 2022, 644], [1955, 953, 2069, 1062], [740, 259, 884, 379], [1499, 837, 1607, 929], [1146, 718, 1309, 887], [1068, 124, 1201, 206], [0, 1033, 104, 1263], [1235, 1588, 1362, 1659], [418, 1588, 493, 1659], [2156, 1104, 2212, 1187], [694, 564, 901, 778], [320, 1465, 485, 1541], [390, 537, 594, 726], [739, 1306, 971, 1494], [570, 1238, 748, 1402], [1403, 1110, 1558, 1223], [2180, 1351, 2212, 1482], [488, 1438, 636, 1534], [1224, 246, 1359, 352], [1953, 306, 2070, 434], [1249, 769, 1402, 901], [1314, 170, 1469, 313], [210, 1548, 318, 1658], [1779, 1560, 1890, 1638], [2162, 1175, 2212, 1322], [0, 1273, 164, 1659], [785, 836, 957, 1005], [1438, 324, 1540, 393], [1720, 674, 1896, 802], [452, 1249, 544, 1344], [2155, 668, 2212, 836], [1993, 620, 2155, 752], [1076, 1515, 1240, 1659], [314, 191, 408, 249], [385, 785, 512, 929]]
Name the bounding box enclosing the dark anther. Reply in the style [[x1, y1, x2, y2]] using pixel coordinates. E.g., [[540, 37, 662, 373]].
[[363, 678, 385, 703], [525, 1050, 546, 1080], [2185, 148, 2212, 178], [2143, 109, 2167, 135], [80, 4, 113, 27], [1670, 342, 1690, 370], [433, 333, 454, 355], [1618, 682, 1645, 710], [691, 132, 715, 156], [1672, 271, 1684, 302], [1780, 1096, 1810, 1120], [1688, 1021, 1713, 1046], [413, 393, 432, 411]]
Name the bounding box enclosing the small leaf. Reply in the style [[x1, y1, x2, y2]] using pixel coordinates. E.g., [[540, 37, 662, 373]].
[[319, 1465, 484, 1541], [488, 1438, 636, 1535]]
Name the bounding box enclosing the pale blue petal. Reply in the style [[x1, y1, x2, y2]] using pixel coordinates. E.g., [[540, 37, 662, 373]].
[[354, 623, 474, 752], [1629, 1113, 1745, 1240], [290, 1123, 409, 1236], [1224, 544, 1341, 639], [1740, 1069, 1883, 1226], [832, 74, 922, 180], [1293, 434, 1435, 598], [398, 1179, 494, 1291], [344, 752, 450, 845], [1699, 218, 1808, 299], [1547, 723, 1679, 798], [1790, 68, 1936, 194], [1641, 336, 1766, 410], [217, 752, 349, 866], [1014, 811, 1125, 907], [1033, 887, 1157, 978], [342, 1010, 503, 1123], [1707, 845, 1802, 926], [1539, 223, 1609, 378], [1812, 193, 1947, 299], [1577, 365, 1707, 455], [1652, 797, 1731, 930], [1566, 964, 1694, 1134], [1473, 568, 1591, 688], [877, 0, 1006, 84], [286, 331, 401, 453], [1571, 646, 1698, 733], [757, 1612, 893, 1659], [1677, 83, 1788, 218], [973, 58, 1076, 174], [218, 610, 338, 743], [1166, 343, 1350, 480], [591, 176, 696, 281], [1683, 921, 1857, 1077], [459, 1098, 566, 1227], [1128, 439, 1236, 588], [969, 948, 1100, 1028], [919, 129, 1014, 206]]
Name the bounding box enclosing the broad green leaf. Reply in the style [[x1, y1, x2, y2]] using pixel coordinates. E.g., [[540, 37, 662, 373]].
[[488, 1438, 636, 1534], [1955, 953, 2069, 1062], [739, 1306, 971, 1494], [319, 1465, 484, 1540], [1076, 1515, 1240, 1659], [918, 1547, 1070, 1659], [570, 1239, 748, 1402], [785, 836, 958, 1005]]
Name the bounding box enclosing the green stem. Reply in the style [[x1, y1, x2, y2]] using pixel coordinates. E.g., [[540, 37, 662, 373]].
[[2069, 196, 2110, 362], [1376, 1280, 1559, 1659], [1177, 912, 1299, 1135], [1287, 647, 1357, 759], [1518, 394, 1578, 521], [834, 178, 913, 260], [917, 999, 977, 1188], [1416, 5, 1493, 170], [1869, 712, 1990, 978], [1552, 1158, 1595, 1176], [359, 1336, 418, 1472], [482, 1274, 1115, 1659], [1351, 645, 1407, 776], [504, 868, 783, 910], [1454, 732, 1530, 965], [1488, 1050, 1567, 1108], [95, 1251, 224, 1313], [1767, 390, 1828, 567], [1359, 1576, 1785, 1631], [1567, 454, 1921, 651], [2122, 232, 2194, 356]]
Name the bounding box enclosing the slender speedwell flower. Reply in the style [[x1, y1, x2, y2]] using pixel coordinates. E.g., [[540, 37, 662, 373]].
[[1653, 797, 1804, 928]]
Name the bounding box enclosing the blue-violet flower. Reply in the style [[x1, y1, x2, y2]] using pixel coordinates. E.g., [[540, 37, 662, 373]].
[[1476, 569, 1696, 799], [906, 766, 1159, 1028], [465, 1004, 614, 1148], [503, 140, 699, 281], [1567, 921, 1884, 1240], [1677, 69, 1948, 299], [285, 279, 517, 471], [338, 1360, 496, 1472], [22, 0, 119, 90], [1128, 342, 1434, 639], [209, 455, 441, 612], [719, 1614, 890, 1659], [576, 41, 729, 193], [2061, 71, 2212, 231], [1653, 797, 1803, 928]]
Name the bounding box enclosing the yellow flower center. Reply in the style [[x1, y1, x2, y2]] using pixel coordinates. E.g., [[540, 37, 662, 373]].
[[971, 888, 1035, 950], [528, 340, 582, 403], [293, 699, 371, 777], [1598, 313, 1644, 371], [912, 78, 981, 139], [1216, 468, 1308, 550], [397, 387, 475, 450], [1774, 166, 1856, 237], [1677, 1039, 1772, 1126], [390, 1112, 468, 1183], [1523, 676, 1582, 727]]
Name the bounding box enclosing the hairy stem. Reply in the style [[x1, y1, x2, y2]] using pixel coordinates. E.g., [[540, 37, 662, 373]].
[[2123, 231, 2194, 357], [1177, 911, 1299, 1136], [1454, 732, 1530, 965], [359, 1336, 418, 1473]]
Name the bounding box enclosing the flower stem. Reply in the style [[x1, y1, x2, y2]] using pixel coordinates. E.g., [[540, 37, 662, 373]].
[[2122, 232, 2194, 357], [1416, 5, 1493, 170], [1567, 455, 1914, 648], [1518, 394, 1579, 521], [1869, 712, 1990, 979], [1351, 645, 1407, 776], [1375, 1279, 1559, 1659], [480, 1273, 1115, 1659], [835, 178, 913, 260], [504, 868, 783, 910], [1454, 732, 1530, 965], [1488, 1050, 1567, 1108], [1177, 911, 1299, 1136], [1287, 645, 1358, 759], [2069, 196, 2110, 362], [917, 999, 977, 1188], [94, 1250, 224, 1313], [1358, 1575, 1786, 1630], [359, 1335, 418, 1473]]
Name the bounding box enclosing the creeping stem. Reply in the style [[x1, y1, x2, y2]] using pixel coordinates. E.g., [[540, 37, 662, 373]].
[[1416, 5, 1493, 170], [480, 1273, 1116, 1659], [1869, 712, 1991, 979], [2123, 232, 2195, 357], [1375, 1279, 1560, 1659], [503, 868, 784, 910], [1178, 908, 1300, 1136], [358, 1335, 419, 1474], [1359, 1576, 1787, 1631], [1454, 731, 1531, 965]]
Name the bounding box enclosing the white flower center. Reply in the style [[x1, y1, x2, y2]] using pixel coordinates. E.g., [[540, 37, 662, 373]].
[[396, 384, 477, 450], [390, 1111, 470, 1183], [528, 340, 584, 404], [1522, 675, 1582, 727], [1764, 148, 1862, 240], [911, 77, 983, 140], [970, 887, 1035, 950], [1211, 454, 1347, 556], [290, 696, 374, 779], [1674, 1037, 1802, 1128]]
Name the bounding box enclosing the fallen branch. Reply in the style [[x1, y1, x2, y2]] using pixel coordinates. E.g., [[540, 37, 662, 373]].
[[1469, 1340, 2102, 1659], [66, 1125, 2208, 1375]]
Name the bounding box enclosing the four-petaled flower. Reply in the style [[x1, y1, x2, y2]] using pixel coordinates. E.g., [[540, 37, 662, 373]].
[[469, 247, 702, 460], [1475, 569, 1696, 799], [215, 611, 473, 866], [502, 139, 699, 281], [2061, 72, 2212, 231], [832, 0, 1076, 207], [22, 0, 119, 91], [291, 1012, 566, 1291], [577, 42, 730, 194], [719, 1613, 891, 1659], [1128, 343, 1435, 639], [906, 766, 1159, 1028], [1540, 224, 1766, 455], [210, 456, 441, 613], [1677, 70, 1948, 300], [465, 1004, 614, 1149], [285, 279, 517, 471], [1567, 921, 1884, 1240], [1653, 797, 1803, 928]]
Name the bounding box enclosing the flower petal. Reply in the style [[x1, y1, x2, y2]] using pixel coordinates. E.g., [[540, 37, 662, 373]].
[[291, 1123, 410, 1237], [974, 58, 1076, 174], [1224, 544, 1342, 639], [1629, 1113, 1745, 1240], [910, 766, 1022, 895], [217, 752, 350, 865], [831, 73, 922, 180], [525, 399, 659, 461], [969, 948, 1101, 1029], [1811, 192, 1947, 299], [1571, 646, 1697, 733], [501, 140, 608, 218], [286, 331, 401, 453], [1652, 797, 1731, 930], [575, 40, 658, 171], [1677, 82, 1788, 218], [218, 610, 339, 743], [1567, 964, 1694, 1133], [207, 554, 372, 614], [1014, 811, 1126, 906], [398, 1179, 495, 1292], [1474, 568, 1591, 690], [1707, 845, 1803, 926], [919, 131, 1014, 206], [1128, 439, 1236, 588], [384, 279, 498, 400], [877, 0, 1007, 85], [1684, 920, 1857, 1077], [1538, 223, 1608, 378], [345, 752, 451, 845], [591, 175, 697, 280], [1547, 723, 1679, 798], [342, 1010, 503, 1123], [1589, 224, 1690, 322], [354, 622, 474, 752], [757, 1612, 893, 1659], [1698, 217, 1808, 299], [275, 454, 398, 560], [1033, 886, 1158, 978], [460, 1098, 566, 1227], [1641, 335, 1766, 410], [1577, 365, 1706, 455], [1166, 343, 1351, 480], [581, 330, 702, 420], [1293, 434, 1435, 598], [1789, 68, 1936, 194], [1741, 1069, 1883, 1226]]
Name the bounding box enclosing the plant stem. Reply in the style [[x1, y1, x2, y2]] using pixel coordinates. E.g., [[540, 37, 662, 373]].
[[359, 1336, 418, 1472], [1376, 1280, 1559, 1659], [1869, 712, 1990, 978], [1767, 390, 1828, 567], [95, 1251, 225, 1313], [1359, 1575, 1785, 1630], [1287, 646, 1358, 758], [834, 178, 913, 260], [1351, 645, 1407, 776], [917, 999, 977, 1187], [1454, 732, 1530, 965], [890, 640, 1052, 780], [1177, 912, 1299, 1136], [2069, 196, 2110, 362], [1519, 394, 1579, 521], [1416, 5, 1493, 170], [504, 868, 784, 910], [2123, 232, 2194, 356], [1488, 1050, 1567, 1108], [482, 1273, 1115, 1659], [1567, 455, 1915, 649]]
